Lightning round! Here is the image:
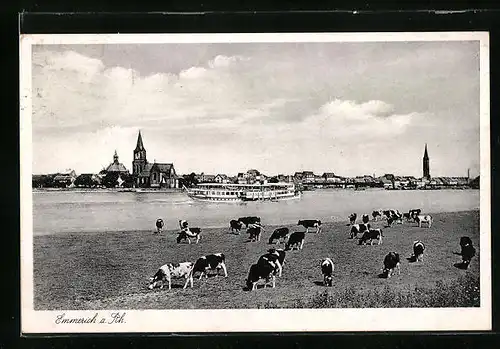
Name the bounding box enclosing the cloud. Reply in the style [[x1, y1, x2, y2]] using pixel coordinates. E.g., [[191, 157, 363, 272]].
[[30, 42, 480, 177]]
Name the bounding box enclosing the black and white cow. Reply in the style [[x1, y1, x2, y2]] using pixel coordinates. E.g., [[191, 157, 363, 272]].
[[238, 216, 261, 227], [349, 223, 371, 239], [230, 219, 243, 234], [268, 227, 290, 244], [246, 261, 277, 291], [358, 228, 383, 245], [247, 223, 264, 242], [257, 248, 286, 277], [155, 218, 164, 234], [298, 219, 322, 233], [349, 213, 357, 225], [179, 219, 189, 230], [190, 253, 228, 280], [409, 209, 422, 219], [387, 212, 403, 226], [415, 214, 432, 228], [148, 262, 194, 290], [321, 258, 335, 287], [362, 214, 370, 224], [460, 236, 476, 269], [372, 210, 383, 221], [285, 231, 306, 251], [177, 227, 202, 244], [382, 252, 401, 278], [412, 240, 426, 262]]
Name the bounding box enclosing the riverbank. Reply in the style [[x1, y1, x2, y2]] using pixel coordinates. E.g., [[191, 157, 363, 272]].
[[33, 210, 480, 310]]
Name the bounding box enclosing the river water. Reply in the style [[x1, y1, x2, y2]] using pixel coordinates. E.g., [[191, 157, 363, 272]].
[[31, 189, 480, 235]]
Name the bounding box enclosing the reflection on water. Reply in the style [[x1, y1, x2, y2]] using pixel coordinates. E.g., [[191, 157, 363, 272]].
[[31, 189, 480, 235]]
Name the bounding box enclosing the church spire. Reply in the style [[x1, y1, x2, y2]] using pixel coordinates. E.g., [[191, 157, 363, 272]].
[[113, 150, 119, 164], [423, 143, 430, 180], [135, 130, 145, 152]]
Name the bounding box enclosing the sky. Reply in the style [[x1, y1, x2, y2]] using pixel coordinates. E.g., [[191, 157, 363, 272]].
[[31, 40, 481, 178]]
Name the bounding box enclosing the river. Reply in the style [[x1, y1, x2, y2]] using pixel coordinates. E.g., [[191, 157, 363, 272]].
[[30, 188, 480, 235]]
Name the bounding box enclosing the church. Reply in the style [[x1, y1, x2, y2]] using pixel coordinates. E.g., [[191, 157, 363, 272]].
[[132, 131, 179, 189]]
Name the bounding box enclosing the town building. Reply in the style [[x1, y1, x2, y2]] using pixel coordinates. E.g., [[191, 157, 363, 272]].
[[214, 174, 230, 184], [132, 131, 179, 188], [53, 169, 78, 188], [105, 150, 129, 175]]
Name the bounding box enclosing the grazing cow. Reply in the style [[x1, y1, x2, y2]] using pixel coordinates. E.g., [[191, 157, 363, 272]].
[[362, 214, 370, 224], [402, 213, 412, 222], [190, 253, 228, 279], [257, 249, 286, 277], [409, 209, 422, 219], [246, 261, 277, 291], [321, 258, 335, 287], [349, 223, 371, 239], [298, 219, 322, 233], [285, 231, 306, 251], [387, 212, 403, 226], [268, 227, 290, 244], [349, 213, 357, 225], [230, 219, 243, 234], [238, 216, 261, 227], [247, 223, 264, 242], [358, 228, 383, 245], [460, 236, 476, 269], [155, 218, 164, 234], [415, 215, 432, 228], [384, 209, 401, 219], [412, 240, 426, 262], [382, 252, 401, 278], [177, 227, 202, 244], [372, 210, 382, 221], [148, 262, 194, 290], [179, 220, 189, 230]]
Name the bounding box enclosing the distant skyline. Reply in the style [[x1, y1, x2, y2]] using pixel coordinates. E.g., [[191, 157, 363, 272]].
[[31, 40, 481, 177]]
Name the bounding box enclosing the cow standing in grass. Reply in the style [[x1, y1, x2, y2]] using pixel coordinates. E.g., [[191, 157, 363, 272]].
[[362, 214, 370, 224], [190, 253, 228, 280], [459, 236, 476, 269], [415, 215, 432, 228], [268, 227, 290, 244], [230, 219, 243, 234], [285, 232, 306, 251], [148, 262, 194, 290], [238, 216, 261, 228], [257, 248, 286, 277], [350, 223, 370, 239], [247, 223, 264, 242], [372, 210, 382, 221], [348, 213, 357, 225], [298, 219, 322, 233], [321, 258, 335, 286], [412, 240, 426, 262], [155, 218, 164, 234], [177, 227, 202, 244], [382, 252, 401, 278], [358, 229, 383, 245]]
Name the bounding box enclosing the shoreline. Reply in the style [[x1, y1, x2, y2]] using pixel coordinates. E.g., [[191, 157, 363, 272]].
[[32, 208, 480, 237]]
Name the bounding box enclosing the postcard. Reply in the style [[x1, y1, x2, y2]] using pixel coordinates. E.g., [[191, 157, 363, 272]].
[[20, 32, 491, 333]]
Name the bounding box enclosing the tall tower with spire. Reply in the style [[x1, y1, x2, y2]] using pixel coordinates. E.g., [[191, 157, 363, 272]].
[[132, 131, 147, 176], [423, 143, 430, 180]]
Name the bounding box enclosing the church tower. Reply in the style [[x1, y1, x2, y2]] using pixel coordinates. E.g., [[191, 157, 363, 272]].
[[132, 131, 147, 175], [423, 143, 430, 180]]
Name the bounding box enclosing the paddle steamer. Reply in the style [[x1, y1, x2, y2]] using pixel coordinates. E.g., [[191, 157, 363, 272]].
[[184, 182, 301, 202]]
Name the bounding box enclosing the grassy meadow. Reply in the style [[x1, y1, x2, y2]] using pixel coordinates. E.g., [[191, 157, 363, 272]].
[[33, 210, 480, 310]]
